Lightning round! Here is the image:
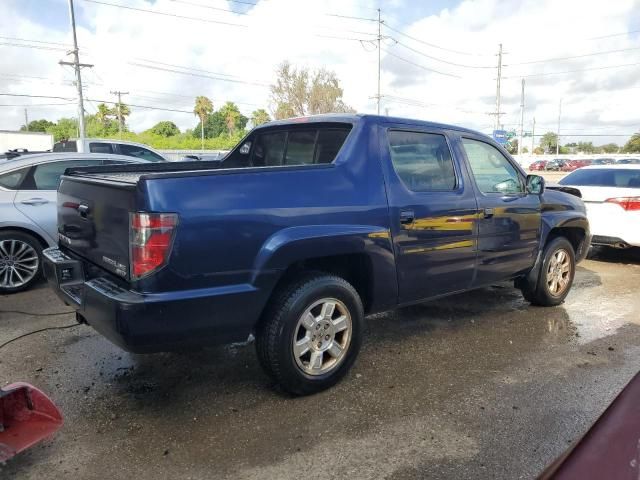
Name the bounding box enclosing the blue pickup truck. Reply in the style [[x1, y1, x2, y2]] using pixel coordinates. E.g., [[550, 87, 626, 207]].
[[43, 114, 590, 395]]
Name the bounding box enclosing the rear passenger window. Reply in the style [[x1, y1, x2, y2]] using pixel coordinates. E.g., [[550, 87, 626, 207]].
[[285, 131, 316, 165], [89, 142, 114, 154], [32, 160, 102, 190], [387, 131, 456, 191], [0, 167, 30, 190], [237, 124, 352, 168]]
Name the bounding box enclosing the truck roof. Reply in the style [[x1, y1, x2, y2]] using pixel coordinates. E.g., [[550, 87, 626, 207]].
[[258, 113, 488, 138]]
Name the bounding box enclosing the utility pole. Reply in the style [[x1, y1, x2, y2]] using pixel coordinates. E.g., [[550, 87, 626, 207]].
[[110, 90, 129, 138], [24, 109, 29, 131], [556, 98, 562, 156], [495, 43, 503, 131], [60, 0, 92, 149], [376, 8, 382, 115], [531, 117, 536, 154], [518, 78, 525, 156]]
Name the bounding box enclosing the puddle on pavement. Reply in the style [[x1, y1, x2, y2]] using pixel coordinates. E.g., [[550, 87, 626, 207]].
[[563, 291, 638, 344]]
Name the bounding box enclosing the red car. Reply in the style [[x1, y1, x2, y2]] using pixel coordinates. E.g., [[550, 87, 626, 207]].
[[529, 160, 547, 171], [561, 159, 592, 172]]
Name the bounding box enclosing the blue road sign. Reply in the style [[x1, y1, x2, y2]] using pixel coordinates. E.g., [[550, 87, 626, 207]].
[[493, 130, 508, 145]]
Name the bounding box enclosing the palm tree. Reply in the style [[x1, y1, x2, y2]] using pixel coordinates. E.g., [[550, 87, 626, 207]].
[[194, 96, 213, 150], [96, 103, 112, 130], [114, 102, 130, 138]]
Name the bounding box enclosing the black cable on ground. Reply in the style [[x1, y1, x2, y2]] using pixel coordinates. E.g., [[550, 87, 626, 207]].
[[0, 324, 80, 350]]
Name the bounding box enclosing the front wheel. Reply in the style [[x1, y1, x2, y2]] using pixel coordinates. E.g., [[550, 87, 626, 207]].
[[256, 273, 364, 396], [520, 236, 576, 306]]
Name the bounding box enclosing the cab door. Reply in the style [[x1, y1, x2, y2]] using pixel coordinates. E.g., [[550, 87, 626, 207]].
[[380, 126, 479, 304], [458, 135, 541, 286]]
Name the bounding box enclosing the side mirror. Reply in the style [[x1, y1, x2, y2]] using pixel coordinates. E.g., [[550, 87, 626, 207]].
[[526, 174, 545, 195]]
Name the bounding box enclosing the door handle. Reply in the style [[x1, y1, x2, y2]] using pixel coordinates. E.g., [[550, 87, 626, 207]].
[[483, 208, 494, 219], [20, 198, 49, 206], [400, 209, 415, 225]]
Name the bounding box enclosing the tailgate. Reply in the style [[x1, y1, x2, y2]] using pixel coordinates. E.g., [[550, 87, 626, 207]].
[[57, 176, 136, 279]]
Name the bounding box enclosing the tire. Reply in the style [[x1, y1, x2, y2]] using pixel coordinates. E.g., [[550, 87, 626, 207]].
[[520, 236, 575, 306], [256, 273, 364, 396], [0, 230, 43, 294]]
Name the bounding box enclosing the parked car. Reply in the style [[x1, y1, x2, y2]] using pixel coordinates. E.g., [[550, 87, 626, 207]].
[[528, 160, 547, 171], [44, 114, 590, 395], [591, 157, 616, 165], [53, 138, 167, 162], [559, 164, 640, 249], [0, 153, 153, 293], [545, 158, 567, 171], [561, 159, 592, 172]]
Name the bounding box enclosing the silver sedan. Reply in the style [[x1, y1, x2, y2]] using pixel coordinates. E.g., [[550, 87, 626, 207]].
[[0, 152, 149, 293]]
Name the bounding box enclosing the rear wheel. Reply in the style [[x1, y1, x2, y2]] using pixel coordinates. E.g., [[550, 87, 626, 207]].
[[520, 236, 575, 306], [256, 273, 364, 396], [0, 231, 43, 294]]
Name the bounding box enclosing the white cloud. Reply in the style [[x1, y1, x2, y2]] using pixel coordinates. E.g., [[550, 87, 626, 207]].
[[1, 0, 639, 145]]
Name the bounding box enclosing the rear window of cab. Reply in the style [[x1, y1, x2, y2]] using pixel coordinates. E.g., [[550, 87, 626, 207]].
[[223, 123, 352, 168]]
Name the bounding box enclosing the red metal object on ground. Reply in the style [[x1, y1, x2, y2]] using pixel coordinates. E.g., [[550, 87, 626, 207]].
[[540, 372, 640, 479], [0, 383, 63, 462]]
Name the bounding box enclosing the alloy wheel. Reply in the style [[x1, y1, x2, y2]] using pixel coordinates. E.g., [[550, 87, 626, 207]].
[[0, 239, 39, 289]]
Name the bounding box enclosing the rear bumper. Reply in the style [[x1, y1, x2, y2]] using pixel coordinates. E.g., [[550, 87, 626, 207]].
[[43, 247, 269, 353]]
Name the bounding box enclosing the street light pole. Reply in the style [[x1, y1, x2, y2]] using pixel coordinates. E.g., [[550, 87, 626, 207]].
[[518, 79, 525, 156], [556, 98, 562, 156]]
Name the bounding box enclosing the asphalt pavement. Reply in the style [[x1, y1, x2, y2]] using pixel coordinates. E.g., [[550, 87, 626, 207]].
[[1, 247, 639, 479]]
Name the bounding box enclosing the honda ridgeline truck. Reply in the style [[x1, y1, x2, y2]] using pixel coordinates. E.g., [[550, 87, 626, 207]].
[[43, 114, 590, 395]]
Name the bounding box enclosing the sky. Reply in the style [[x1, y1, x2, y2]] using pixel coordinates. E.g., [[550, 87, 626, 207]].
[[1, 0, 639, 146]]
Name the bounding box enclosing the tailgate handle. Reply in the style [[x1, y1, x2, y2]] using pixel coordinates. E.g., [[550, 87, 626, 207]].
[[78, 204, 90, 217], [483, 208, 494, 219], [20, 198, 48, 206]]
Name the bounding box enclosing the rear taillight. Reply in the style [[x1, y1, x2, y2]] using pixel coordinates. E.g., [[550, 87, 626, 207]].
[[605, 197, 640, 211], [130, 212, 178, 279]]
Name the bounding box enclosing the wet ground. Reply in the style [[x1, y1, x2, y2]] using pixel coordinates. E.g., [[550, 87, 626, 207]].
[[1, 247, 639, 479]]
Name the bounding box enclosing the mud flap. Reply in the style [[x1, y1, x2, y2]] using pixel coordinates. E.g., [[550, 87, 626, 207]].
[[0, 383, 63, 462]]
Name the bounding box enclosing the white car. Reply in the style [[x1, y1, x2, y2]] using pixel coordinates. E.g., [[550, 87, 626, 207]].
[[0, 152, 151, 293], [559, 165, 640, 248], [52, 138, 167, 162]]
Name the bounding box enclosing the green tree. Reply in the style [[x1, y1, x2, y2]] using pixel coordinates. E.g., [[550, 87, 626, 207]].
[[46, 118, 77, 142], [270, 61, 355, 119], [194, 96, 214, 149], [623, 133, 640, 153], [600, 143, 619, 154], [20, 119, 55, 133], [86, 114, 119, 137], [219, 102, 247, 135], [540, 132, 558, 154], [577, 141, 595, 153], [150, 121, 180, 137], [251, 108, 271, 127], [95, 103, 113, 130], [506, 139, 518, 154], [113, 102, 130, 135]]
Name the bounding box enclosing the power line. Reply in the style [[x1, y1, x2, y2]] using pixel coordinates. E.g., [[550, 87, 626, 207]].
[[81, 0, 247, 27], [389, 37, 496, 69], [0, 102, 76, 107], [588, 28, 640, 40], [167, 0, 248, 15], [0, 41, 68, 52], [0, 36, 71, 47], [381, 48, 462, 78], [129, 62, 269, 87], [502, 62, 640, 79], [506, 46, 640, 66], [382, 22, 492, 57], [133, 58, 243, 79]]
